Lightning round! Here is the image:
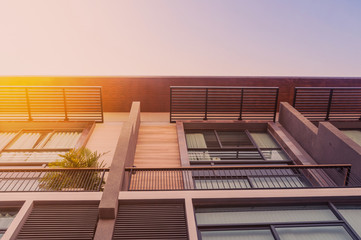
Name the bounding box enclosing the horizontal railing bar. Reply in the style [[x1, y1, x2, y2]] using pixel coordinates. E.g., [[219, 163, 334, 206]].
[[190, 160, 292, 164], [0, 168, 110, 172], [0, 86, 102, 89], [188, 148, 259, 151], [125, 164, 351, 170], [197, 220, 345, 229], [171, 86, 279, 89], [2, 148, 72, 152], [295, 87, 361, 90]]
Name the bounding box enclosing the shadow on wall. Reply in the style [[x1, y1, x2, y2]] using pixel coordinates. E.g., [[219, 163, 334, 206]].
[[279, 102, 361, 174]]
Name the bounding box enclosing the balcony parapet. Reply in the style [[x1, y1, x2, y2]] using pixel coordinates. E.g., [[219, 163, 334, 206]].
[[0, 168, 109, 192], [124, 164, 360, 191]]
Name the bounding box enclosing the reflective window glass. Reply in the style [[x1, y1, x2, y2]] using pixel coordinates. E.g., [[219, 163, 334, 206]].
[[276, 226, 353, 240], [337, 205, 361, 238], [201, 230, 274, 240], [195, 206, 337, 225]]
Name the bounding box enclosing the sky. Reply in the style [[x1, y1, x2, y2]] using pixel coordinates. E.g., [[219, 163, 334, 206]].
[[0, 0, 360, 77]]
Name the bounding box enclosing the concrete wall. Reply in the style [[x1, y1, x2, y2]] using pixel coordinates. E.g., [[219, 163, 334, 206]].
[[279, 102, 318, 157], [279, 102, 361, 174], [315, 123, 361, 174]]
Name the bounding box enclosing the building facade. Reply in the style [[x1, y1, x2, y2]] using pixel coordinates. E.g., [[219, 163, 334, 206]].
[[0, 77, 361, 240]]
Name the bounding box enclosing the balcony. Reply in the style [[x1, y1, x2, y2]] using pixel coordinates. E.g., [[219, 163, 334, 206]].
[[0, 168, 109, 192], [124, 164, 361, 191]]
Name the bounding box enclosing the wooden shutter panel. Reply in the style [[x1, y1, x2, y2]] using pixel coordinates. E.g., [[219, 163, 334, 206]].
[[113, 202, 188, 239], [16, 202, 98, 240]]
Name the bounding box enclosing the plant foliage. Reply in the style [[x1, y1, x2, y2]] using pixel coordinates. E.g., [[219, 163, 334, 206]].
[[39, 147, 107, 191]]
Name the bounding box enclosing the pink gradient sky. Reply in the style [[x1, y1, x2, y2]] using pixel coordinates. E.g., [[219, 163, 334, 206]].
[[0, 0, 360, 77]]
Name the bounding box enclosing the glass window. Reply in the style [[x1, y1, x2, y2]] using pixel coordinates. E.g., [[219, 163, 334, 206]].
[[0, 132, 17, 149], [6, 132, 45, 149], [195, 204, 359, 240], [186, 132, 213, 148], [0, 208, 18, 239], [250, 132, 279, 148], [185, 130, 289, 164], [195, 206, 337, 225], [0, 129, 82, 163], [6, 131, 81, 150], [0, 151, 65, 162], [342, 130, 361, 146], [262, 150, 289, 161], [218, 131, 253, 148], [201, 229, 274, 240], [337, 205, 361, 238], [276, 226, 353, 240]]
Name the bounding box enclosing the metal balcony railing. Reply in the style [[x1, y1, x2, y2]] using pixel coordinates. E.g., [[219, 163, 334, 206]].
[[293, 87, 361, 121], [0, 86, 104, 122], [0, 168, 109, 192], [187, 149, 292, 165], [170, 86, 279, 122], [124, 165, 361, 191]]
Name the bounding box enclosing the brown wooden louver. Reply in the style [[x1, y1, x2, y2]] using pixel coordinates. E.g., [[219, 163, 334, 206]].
[[293, 87, 361, 121], [170, 86, 279, 122], [0, 86, 104, 122], [16, 202, 99, 240], [113, 202, 188, 239]]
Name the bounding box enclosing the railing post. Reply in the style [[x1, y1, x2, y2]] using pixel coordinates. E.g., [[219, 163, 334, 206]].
[[273, 88, 279, 122], [25, 88, 32, 121], [238, 88, 244, 120], [325, 89, 334, 121], [99, 87, 104, 123], [204, 88, 208, 120], [62, 88, 69, 121], [98, 169, 107, 191], [170, 88, 173, 123], [344, 166, 351, 186], [127, 168, 133, 190], [292, 88, 297, 107]]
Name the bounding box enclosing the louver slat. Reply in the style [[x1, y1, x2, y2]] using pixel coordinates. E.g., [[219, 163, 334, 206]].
[[16, 203, 98, 240], [113, 203, 188, 240]]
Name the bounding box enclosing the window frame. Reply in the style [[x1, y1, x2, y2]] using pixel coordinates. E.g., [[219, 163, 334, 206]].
[[178, 122, 293, 166], [0, 205, 21, 238], [0, 121, 95, 166], [194, 201, 361, 240]]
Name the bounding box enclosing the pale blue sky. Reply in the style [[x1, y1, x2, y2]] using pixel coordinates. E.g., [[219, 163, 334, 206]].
[[0, 0, 360, 76]]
